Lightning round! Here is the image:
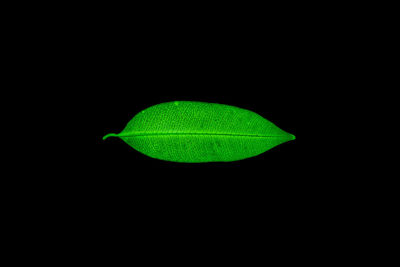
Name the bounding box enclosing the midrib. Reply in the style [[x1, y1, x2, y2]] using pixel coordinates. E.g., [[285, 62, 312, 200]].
[[118, 132, 285, 138]]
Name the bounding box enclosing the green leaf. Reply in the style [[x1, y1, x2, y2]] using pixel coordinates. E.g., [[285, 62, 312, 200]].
[[103, 101, 295, 163]]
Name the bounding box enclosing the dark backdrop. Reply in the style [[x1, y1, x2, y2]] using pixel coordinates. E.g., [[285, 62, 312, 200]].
[[47, 4, 342, 260]]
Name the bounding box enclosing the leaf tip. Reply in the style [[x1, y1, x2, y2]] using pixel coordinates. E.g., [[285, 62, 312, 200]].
[[103, 133, 117, 141], [290, 134, 296, 140]]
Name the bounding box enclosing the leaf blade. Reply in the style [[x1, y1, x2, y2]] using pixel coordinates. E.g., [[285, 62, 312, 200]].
[[104, 101, 295, 162]]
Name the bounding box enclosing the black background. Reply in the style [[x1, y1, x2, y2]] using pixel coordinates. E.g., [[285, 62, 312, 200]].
[[22, 3, 354, 261], [75, 6, 331, 252], [4, 1, 387, 263]]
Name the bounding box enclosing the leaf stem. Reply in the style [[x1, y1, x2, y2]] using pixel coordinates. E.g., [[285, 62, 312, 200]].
[[103, 133, 118, 140]]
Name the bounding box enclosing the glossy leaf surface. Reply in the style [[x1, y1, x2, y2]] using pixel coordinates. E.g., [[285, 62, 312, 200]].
[[103, 101, 295, 163]]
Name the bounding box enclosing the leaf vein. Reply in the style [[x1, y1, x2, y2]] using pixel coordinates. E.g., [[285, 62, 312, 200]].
[[118, 132, 286, 138]]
